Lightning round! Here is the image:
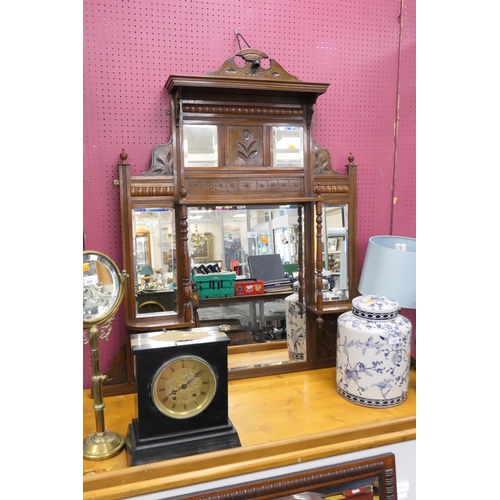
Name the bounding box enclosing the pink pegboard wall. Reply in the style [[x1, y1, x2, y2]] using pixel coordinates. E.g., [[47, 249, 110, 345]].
[[83, 0, 416, 388], [392, 0, 416, 237]]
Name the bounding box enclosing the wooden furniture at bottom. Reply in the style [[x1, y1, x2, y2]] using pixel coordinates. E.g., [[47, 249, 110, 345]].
[[176, 452, 397, 499], [83, 367, 416, 500]]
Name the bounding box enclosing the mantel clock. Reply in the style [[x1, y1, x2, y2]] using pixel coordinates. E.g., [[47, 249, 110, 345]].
[[125, 327, 241, 466]]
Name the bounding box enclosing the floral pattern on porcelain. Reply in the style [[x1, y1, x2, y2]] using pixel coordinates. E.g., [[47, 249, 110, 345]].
[[285, 293, 306, 360], [336, 295, 412, 408]]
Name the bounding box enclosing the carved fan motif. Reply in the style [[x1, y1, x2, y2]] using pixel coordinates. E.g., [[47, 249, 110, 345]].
[[142, 138, 174, 176], [314, 141, 337, 174]]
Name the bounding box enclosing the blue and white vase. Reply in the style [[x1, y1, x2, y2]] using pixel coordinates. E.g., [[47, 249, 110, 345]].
[[285, 293, 306, 361], [336, 295, 412, 407]]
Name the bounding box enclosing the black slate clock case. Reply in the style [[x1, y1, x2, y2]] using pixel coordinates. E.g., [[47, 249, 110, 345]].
[[125, 334, 241, 466]]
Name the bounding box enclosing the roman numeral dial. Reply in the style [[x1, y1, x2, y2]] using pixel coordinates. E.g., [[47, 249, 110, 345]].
[[152, 355, 217, 419]]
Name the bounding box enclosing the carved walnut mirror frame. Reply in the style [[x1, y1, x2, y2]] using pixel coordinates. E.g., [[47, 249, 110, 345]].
[[106, 49, 357, 395]]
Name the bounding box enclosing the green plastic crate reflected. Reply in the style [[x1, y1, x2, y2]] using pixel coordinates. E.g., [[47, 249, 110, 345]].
[[192, 272, 237, 298]]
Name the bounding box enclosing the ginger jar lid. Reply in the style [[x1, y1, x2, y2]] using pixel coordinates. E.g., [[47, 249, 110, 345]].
[[352, 295, 399, 321]]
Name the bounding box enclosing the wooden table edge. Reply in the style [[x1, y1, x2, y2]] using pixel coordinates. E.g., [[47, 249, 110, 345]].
[[83, 418, 416, 500]]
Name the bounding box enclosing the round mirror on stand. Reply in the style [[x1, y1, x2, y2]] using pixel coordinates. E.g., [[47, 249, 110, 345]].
[[83, 250, 127, 461]]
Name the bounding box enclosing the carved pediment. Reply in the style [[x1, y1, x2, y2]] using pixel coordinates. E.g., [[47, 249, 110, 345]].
[[205, 48, 302, 82]]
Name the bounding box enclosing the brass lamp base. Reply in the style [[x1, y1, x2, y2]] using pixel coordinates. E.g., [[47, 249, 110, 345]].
[[83, 430, 125, 461]]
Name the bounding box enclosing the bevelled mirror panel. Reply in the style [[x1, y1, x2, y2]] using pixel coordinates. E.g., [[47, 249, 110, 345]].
[[322, 204, 349, 300], [271, 126, 304, 167], [132, 208, 178, 317], [183, 124, 218, 167]]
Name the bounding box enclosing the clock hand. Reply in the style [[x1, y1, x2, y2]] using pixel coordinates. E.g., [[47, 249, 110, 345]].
[[161, 387, 178, 401], [161, 368, 198, 396], [163, 370, 201, 400], [181, 369, 204, 389]]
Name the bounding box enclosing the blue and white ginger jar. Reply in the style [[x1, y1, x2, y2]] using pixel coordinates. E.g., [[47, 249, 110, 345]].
[[336, 295, 412, 407], [285, 293, 306, 361]]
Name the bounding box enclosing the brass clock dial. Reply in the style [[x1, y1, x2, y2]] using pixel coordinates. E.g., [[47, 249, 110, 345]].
[[151, 355, 217, 419]]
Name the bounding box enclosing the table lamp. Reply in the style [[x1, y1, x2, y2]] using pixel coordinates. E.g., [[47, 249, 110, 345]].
[[140, 264, 154, 288], [336, 235, 416, 407], [358, 235, 416, 308]]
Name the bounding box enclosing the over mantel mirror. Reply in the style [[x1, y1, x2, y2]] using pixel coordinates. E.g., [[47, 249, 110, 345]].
[[117, 47, 358, 386]]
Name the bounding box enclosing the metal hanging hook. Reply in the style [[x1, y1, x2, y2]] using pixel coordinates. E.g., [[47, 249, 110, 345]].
[[234, 28, 251, 50], [233, 29, 268, 74]]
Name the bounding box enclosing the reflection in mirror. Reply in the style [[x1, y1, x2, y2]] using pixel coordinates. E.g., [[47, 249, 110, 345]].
[[188, 205, 302, 277], [83, 252, 122, 325], [135, 230, 150, 268], [188, 205, 305, 371], [132, 208, 177, 317], [299, 475, 379, 499], [272, 126, 304, 167], [183, 124, 218, 167], [322, 204, 349, 300]]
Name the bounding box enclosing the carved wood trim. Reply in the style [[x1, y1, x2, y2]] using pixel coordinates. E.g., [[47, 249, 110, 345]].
[[230, 126, 264, 166], [313, 183, 350, 194], [297, 205, 304, 305], [315, 199, 324, 313], [319, 313, 338, 363], [205, 48, 302, 82], [314, 141, 338, 174], [130, 186, 175, 197], [141, 137, 175, 176], [182, 103, 304, 117], [186, 178, 305, 194], [180, 453, 397, 500], [180, 204, 193, 324]]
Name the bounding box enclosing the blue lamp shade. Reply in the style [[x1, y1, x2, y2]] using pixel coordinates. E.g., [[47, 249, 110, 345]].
[[140, 265, 154, 276], [358, 235, 416, 309]]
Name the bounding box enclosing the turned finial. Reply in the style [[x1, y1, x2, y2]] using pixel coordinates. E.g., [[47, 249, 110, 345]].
[[120, 148, 128, 163], [346, 152, 357, 168]]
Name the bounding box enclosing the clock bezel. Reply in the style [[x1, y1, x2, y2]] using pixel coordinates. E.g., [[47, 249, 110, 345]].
[[151, 354, 217, 419]]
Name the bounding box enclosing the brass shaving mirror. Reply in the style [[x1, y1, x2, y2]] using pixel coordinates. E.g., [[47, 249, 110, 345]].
[[83, 251, 127, 460], [117, 48, 358, 386]]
